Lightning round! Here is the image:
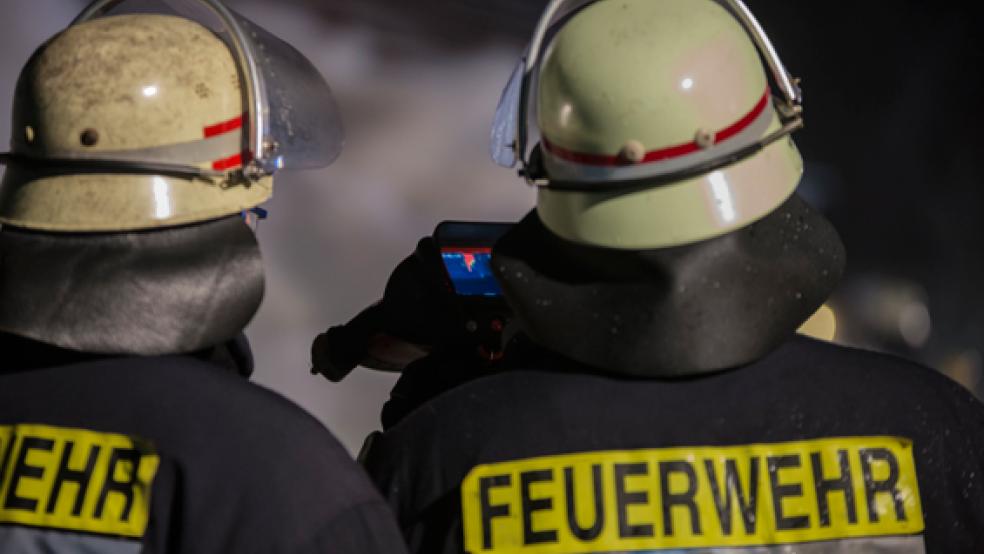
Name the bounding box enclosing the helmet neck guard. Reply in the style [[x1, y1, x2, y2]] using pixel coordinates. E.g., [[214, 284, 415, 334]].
[[0, 216, 263, 356], [492, 194, 844, 377]]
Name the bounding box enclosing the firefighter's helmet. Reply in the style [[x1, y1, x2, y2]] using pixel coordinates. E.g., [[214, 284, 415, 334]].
[[491, 0, 805, 249], [0, 0, 344, 232]]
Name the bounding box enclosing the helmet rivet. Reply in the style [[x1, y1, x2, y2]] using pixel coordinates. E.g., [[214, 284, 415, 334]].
[[80, 128, 100, 147], [24, 126, 35, 144], [618, 140, 646, 164], [695, 129, 715, 149]]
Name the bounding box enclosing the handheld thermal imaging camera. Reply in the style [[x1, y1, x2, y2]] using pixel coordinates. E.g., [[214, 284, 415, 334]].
[[311, 221, 515, 382], [433, 221, 514, 360], [434, 222, 510, 298]]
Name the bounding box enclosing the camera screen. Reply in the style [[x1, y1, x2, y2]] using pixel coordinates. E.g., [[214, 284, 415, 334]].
[[441, 247, 502, 297]]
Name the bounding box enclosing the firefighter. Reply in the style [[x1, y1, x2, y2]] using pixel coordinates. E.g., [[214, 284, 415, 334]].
[[361, 0, 984, 552], [0, 3, 407, 553]]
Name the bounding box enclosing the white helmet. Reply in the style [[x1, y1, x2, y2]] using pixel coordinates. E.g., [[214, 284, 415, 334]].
[[491, 0, 805, 249], [0, 0, 344, 232]]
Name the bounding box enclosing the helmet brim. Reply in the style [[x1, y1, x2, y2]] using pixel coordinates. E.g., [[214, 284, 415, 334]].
[[536, 134, 803, 250], [0, 166, 272, 232]]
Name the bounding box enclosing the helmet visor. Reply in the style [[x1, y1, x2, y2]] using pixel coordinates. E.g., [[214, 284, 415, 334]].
[[72, 0, 344, 175], [489, 0, 596, 170], [490, 60, 523, 169], [228, 11, 344, 171]]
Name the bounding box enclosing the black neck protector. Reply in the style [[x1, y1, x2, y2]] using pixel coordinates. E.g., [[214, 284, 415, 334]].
[[0, 331, 256, 378], [492, 194, 845, 378], [0, 216, 264, 357]]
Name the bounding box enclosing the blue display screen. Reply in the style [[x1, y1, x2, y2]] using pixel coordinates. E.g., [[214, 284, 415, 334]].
[[441, 248, 502, 297]]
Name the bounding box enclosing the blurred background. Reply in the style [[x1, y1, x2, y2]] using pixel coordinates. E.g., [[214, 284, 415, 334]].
[[1, 1, 981, 454]]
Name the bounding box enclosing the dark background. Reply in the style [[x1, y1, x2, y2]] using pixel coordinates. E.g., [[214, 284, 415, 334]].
[[1, 1, 981, 452]]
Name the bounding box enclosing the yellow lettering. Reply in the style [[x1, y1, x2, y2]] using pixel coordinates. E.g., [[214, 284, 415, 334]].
[[0, 423, 159, 538], [461, 437, 923, 553]]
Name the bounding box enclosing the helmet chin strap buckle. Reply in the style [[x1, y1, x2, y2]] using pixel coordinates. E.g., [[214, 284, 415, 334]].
[[519, 168, 550, 187], [777, 99, 804, 119], [518, 144, 550, 187], [242, 160, 271, 181]]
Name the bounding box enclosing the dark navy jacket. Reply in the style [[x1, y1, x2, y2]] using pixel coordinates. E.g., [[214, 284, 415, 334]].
[[365, 336, 984, 554], [0, 334, 408, 554]]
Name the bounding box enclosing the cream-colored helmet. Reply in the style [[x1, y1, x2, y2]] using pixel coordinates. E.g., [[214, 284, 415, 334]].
[[0, 0, 343, 232], [491, 0, 805, 249]]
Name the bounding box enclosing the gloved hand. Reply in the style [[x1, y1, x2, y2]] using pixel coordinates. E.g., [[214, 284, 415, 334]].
[[311, 237, 468, 382]]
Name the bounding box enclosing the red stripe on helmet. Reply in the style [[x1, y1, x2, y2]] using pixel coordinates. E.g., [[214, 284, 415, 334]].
[[715, 91, 770, 143], [212, 153, 243, 171], [203, 115, 244, 138], [543, 89, 771, 167]]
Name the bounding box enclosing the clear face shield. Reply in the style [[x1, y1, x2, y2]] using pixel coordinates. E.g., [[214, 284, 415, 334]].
[[2, 0, 343, 183], [491, 0, 804, 190]]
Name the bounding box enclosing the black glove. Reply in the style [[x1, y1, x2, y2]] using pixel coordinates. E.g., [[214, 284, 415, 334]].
[[311, 237, 469, 382]]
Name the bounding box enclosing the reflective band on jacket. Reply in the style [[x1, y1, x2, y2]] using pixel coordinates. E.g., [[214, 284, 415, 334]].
[[461, 436, 924, 553], [0, 423, 159, 539]]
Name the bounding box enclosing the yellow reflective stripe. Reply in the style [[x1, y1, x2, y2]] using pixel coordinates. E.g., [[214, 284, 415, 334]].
[[0, 423, 159, 538], [461, 436, 923, 553]]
